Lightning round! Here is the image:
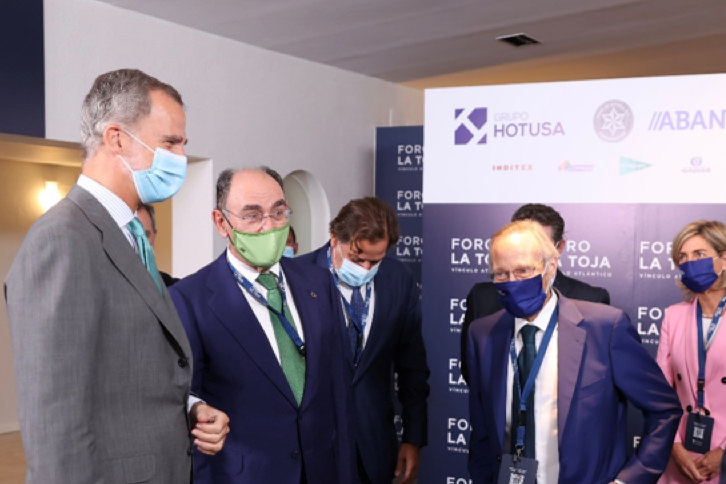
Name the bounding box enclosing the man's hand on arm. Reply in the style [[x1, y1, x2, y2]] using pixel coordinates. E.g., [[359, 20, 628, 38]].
[[190, 402, 230, 455], [394, 443, 420, 484]]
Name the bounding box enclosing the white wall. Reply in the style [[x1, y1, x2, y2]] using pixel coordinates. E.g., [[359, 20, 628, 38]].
[[43, 0, 424, 259], [0, 159, 81, 433]]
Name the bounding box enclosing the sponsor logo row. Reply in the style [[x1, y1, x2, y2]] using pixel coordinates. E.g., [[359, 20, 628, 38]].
[[454, 103, 726, 146]]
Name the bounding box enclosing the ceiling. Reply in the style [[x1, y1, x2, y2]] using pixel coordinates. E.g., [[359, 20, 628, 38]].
[[98, 0, 726, 85]]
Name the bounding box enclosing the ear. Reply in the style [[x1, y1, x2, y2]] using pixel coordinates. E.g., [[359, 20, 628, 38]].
[[555, 239, 565, 255], [329, 234, 338, 248], [212, 209, 230, 238], [717, 251, 726, 270], [547, 255, 559, 279], [102, 124, 125, 154]]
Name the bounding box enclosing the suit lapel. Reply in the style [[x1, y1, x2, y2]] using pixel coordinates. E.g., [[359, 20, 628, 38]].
[[69, 186, 190, 358], [313, 245, 355, 373], [683, 299, 699, 402], [206, 256, 298, 406], [556, 294, 587, 442], [352, 263, 392, 381], [488, 313, 513, 451], [281, 259, 326, 409]]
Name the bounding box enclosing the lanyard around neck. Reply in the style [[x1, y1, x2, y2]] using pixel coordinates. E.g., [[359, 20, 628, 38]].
[[508, 306, 558, 452], [227, 259, 306, 356], [327, 246, 373, 337], [695, 294, 726, 410]]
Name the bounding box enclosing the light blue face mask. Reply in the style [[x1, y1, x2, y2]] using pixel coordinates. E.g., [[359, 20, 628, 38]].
[[118, 128, 187, 203], [336, 245, 380, 287], [282, 246, 296, 258]]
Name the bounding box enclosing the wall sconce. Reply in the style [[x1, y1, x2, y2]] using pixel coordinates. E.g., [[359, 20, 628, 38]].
[[39, 181, 62, 212]]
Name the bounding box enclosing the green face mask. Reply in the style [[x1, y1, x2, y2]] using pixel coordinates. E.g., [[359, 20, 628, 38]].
[[230, 223, 290, 269]]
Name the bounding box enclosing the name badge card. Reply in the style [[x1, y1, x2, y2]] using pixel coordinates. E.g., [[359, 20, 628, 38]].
[[684, 412, 714, 454], [497, 454, 537, 484]]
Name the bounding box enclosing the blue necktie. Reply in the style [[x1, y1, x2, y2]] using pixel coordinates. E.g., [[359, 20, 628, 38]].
[[512, 324, 538, 458], [127, 217, 163, 292], [349, 287, 365, 362]]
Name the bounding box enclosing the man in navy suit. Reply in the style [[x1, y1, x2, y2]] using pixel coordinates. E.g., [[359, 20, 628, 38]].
[[466, 220, 680, 484], [461, 203, 610, 383], [300, 197, 429, 484], [170, 168, 355, 484]]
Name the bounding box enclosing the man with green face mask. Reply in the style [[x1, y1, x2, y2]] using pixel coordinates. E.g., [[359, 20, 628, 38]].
[[169, 168, 356, 484]]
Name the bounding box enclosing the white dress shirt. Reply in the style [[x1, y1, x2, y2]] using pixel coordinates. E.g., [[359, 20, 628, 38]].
[[226, 249, 305, 364], [77, 175, 135, 245], [505, 292, 559, 484]]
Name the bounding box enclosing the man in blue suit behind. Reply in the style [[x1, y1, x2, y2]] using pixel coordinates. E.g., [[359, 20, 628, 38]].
[[170, 168, 355, 484], [466, 220, 681, 484], [300, 197, 430, 484]]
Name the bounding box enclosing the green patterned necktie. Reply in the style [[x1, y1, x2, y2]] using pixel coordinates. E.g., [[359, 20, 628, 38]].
[[127, 217, 163, 292], [256, 272, 306, 405]]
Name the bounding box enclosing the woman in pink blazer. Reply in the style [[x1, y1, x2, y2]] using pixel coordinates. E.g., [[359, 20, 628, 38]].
[[657, 220, 726, 484]]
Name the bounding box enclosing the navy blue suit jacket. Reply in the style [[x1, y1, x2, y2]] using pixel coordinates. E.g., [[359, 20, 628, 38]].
[[170, 253, 356, 484], [466, 293, 681, 484], [300, 244, 430, 483]]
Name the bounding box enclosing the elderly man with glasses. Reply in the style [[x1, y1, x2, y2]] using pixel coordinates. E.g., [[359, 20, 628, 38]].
[[169, 168, 356, 484], [466, 220, 680, 484]]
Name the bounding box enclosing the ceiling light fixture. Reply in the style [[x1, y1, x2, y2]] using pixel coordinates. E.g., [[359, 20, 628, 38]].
[[496, 33, 540, 47]]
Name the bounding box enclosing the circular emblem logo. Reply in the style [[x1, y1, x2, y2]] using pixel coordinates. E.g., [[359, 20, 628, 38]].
[[593, 100, 634, 143]]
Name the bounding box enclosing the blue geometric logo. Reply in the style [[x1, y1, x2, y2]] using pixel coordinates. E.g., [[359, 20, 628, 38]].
[[619, 156, 651, 175], [455, 108, 488, 145]]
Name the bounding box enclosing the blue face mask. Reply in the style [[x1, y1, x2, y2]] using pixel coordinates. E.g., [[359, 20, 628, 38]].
[[680, 258, 720, 293], [495, 274, 546, 318], [118, 129, 187, 203], [494, 262, 553, 318], [336, 245, 380, 287], [282, 246, 296, 258]]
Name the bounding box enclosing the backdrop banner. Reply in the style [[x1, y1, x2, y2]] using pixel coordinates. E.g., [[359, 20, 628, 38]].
[[419, 73, 726, 483], [375, 126, 424, 285]]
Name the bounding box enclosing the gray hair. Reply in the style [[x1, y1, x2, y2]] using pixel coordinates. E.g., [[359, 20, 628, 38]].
[[80, 68, 183, 159], [216, 169, 235, 210], [215, 167, 282, 210], [491, 220, 559, 266]]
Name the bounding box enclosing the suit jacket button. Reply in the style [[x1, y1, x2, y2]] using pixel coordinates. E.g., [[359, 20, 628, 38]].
[[686, 405, 693, 412], [677, 373, 682, 381], [290, 450, 300, 459], [496, 455, 502, 462], [722, 377, 726, 384], [187, 446, 193, 456], [178, 357, 188, 368]]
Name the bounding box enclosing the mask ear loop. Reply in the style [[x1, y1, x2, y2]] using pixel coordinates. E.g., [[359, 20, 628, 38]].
[[220, 210, 237, 247], [543, 258, 556, 291], [121, 127, 155, 153]]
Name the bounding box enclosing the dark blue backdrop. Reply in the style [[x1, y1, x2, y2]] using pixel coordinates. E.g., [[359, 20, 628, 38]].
[[1, 0, 45, 137]]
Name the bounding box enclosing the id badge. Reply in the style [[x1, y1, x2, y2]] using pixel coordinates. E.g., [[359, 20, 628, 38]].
[[497, 453, 538, 484], [683, 412, 714, 454]]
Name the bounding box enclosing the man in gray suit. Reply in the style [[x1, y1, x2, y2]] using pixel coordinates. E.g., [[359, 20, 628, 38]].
[[4, 69, 229, 483]]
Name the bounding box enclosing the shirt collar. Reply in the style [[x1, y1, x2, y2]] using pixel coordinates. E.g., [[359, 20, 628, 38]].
[[225, 247, 282, 283], [77, 174, 135, 229], [515, 291, 558, 334]]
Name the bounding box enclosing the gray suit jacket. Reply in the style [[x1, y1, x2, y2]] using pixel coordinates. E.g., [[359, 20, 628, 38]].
[[5, 185, 193, 483]]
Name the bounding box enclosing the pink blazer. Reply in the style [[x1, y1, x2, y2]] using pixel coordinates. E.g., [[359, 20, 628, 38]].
[[657, 299, 726, 484]]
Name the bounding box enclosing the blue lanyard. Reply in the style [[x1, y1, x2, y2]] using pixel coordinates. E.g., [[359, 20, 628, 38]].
[[227, 260, 306, 356], [508, 306, 558, 452], [327, 247, 372, 365], [695, 294, 726, 410]]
